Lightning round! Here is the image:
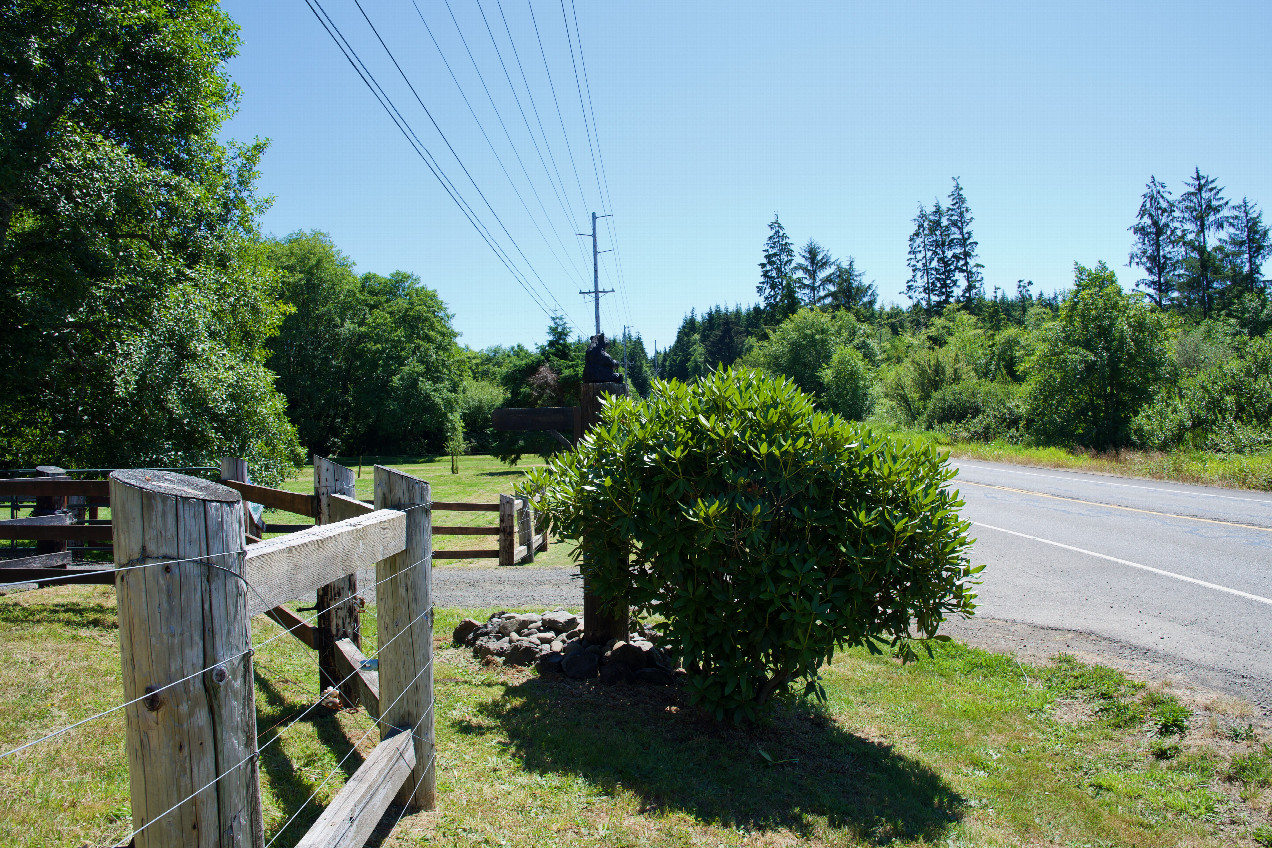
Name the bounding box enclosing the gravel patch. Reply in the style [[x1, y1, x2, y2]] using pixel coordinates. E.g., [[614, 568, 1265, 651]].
[[356, 565, 582, 609]]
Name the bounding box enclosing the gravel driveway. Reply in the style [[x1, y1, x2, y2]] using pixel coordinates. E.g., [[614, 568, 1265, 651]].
[[356, 565, 582, 609]]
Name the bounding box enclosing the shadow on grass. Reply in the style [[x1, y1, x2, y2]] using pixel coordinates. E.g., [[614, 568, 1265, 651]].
[[477, 469, 524, 478], [478, 676, 964, 843], [255, 674, 367, 848], [0, 600, 117, 630]]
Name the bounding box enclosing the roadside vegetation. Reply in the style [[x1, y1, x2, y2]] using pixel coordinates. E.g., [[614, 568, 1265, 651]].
[[4, 584, 1272, 848]]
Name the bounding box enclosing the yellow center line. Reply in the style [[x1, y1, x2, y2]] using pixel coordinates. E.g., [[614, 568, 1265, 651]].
[[957, 479, 1272, 533]]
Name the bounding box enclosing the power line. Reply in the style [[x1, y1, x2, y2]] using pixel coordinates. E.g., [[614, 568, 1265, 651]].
[[527, 0, 592, 240], [561, 0, 635, 331], [427, 0, 589, 300], [347, 0, 580, 326], [479, 0, 586, 259]]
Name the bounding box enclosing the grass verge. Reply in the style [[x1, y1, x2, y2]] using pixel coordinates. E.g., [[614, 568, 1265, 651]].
[[878, 427, 1272, 491], [2, 589, 1270, 847]]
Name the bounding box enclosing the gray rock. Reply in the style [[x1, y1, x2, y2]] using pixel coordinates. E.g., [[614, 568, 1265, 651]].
[[633, 667, 676, 686], [562, 638, 584, 656], [507, 641, 541, 666], [550, 639, 563, 653], [453, 618, 483, 644], [535, 632, 555, 645], [537, 651, 564, 674], [541, 611, 579, 633], [476, 637, 511, 659], [599, 660, 634, 684], [561, 651, 600, 679], [605, 640, 650, 670], [465, 623, 496, 646]]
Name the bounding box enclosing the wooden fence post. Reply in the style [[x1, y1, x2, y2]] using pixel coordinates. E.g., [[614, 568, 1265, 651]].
[[580, 380, 629, 644], [373, 466, 435, 810], [498, 494, 515, 566], [33, 466, 68, 557], [517, 498, 534, 564], [314, 456, 362, 705], [219, 457, 265, 540], [110, 470, 263, 848]]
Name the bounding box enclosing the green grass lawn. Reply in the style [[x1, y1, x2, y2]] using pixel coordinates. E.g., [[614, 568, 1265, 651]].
[[2, 585, 1270, 847]]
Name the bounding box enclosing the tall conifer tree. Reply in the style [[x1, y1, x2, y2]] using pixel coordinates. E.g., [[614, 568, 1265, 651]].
[[757, 214, 799, 320], [906, 203, 935, 310], [795, 239, 836, 306], [946, 178, 983, 305], [926, 202, 957, 308], [1223, 197, 1270, 297], [1128, 176, 1181, 308], [1178, 167, 1235, 318]]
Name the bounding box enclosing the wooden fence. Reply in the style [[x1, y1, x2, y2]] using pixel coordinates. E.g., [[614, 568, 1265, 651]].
[[0, 457, 546, 592], [111, 464, 435, 848]]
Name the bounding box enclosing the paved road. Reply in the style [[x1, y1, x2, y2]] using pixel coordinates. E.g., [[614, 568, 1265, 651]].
[[945, 459, 1272, 712]]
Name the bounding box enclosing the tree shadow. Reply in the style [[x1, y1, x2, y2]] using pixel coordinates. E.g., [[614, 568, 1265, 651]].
[[0, 600, 117, 630], [255, 673, 368, 848], [478, 677, 964, 843], [477, 470, 524, 478]]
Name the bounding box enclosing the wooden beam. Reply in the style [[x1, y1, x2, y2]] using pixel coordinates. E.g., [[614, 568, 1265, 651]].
[[498, 495, 515, 567], [328, 493, 374, 521], [431, 501, 499, 512], [492, 405, 577, 433], [0, 520, 112, 542], [242, 511, 405, 617], [0, 566, 116, 587], [332, 638, 379, 719], [263, 606, 316, 649], [0, 551, 73, 569], [0, 478, 110, 498], [432, 525, 497, 535], [220, 480, 318, 518], [263, 524, 311, 534], [432, 549, 498, 560], [292, 730, 414, 848]]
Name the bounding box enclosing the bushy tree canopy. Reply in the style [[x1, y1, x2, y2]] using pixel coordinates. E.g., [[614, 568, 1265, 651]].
[[525, 369, 979, 722], [1025, 263, 1175, 448], [0, 1, 301, 480]]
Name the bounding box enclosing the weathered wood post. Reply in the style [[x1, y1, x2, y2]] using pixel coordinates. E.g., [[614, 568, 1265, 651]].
[[314, 456, 362, 704], [374, 466, 435, 810], [580, 334, 630, 644], [498, 494, 515, 566], [517, 498, 535, 564], [32, 465, 68, 557], [219, 457, 265, 541], [110, 470, 264, 848]]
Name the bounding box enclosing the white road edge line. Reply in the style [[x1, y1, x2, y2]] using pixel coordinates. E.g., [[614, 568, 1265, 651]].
[[973, 520, 1272, 607], [956, 462, 1272, 505]]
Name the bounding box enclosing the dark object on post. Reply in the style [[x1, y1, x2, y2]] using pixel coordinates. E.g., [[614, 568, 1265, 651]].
[[583, 334, 623, 383]]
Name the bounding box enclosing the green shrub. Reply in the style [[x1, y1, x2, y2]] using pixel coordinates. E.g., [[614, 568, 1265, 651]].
[[818, 345, 873, 420], [1024, 262, 1175, 449], [525, 368, 980, 722], [921, 379, 1023, 441]]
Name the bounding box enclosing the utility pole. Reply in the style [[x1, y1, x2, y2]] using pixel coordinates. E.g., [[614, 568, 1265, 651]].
[[621, 325, 630, 389], [577, 212, 614, 336]]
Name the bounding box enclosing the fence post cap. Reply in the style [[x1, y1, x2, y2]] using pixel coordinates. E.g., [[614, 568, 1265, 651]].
[[109, 469, 241, 503]]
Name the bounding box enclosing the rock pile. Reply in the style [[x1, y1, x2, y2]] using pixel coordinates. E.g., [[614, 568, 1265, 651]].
[[453, 610, 678, 685]]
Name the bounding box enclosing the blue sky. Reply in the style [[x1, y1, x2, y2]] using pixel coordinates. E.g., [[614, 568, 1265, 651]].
[[221, 0, 1272, 352]]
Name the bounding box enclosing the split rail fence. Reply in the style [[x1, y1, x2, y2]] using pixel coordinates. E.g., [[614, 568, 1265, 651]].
[[0, 457, 546, 591], [0, 456, 548, 847]]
